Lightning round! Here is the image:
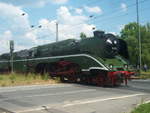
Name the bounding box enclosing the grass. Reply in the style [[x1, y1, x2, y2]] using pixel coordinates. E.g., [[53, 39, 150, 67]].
[[0, 73, 61, 87], [132, 70, 150, 79], [139, 70, 150, 79], [131, 103, 150, 113]]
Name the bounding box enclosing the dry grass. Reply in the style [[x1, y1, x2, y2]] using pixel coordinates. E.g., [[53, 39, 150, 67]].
[[0, 73, 60, 87], [131, 70, 150, 79], [139, 70, 150, 79]]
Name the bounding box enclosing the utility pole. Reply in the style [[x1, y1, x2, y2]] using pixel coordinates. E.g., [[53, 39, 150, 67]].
[[10, 40, 14, 73], [136, 0, 142, 74], [56, 22, 58, 42]]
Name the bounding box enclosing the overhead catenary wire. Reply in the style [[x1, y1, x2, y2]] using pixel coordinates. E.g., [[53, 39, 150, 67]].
[[18, 4, 149, 45], [17, 0, 149, 40], [57, 0, 149, 32], [93, 7, 150, 35], [19, 0, 106, 34], [91, 0, 149, 22], [25, 0, 149, 42]]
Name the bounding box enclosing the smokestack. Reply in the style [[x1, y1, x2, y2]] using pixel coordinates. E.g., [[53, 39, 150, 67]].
[[93, 30, 104, 38]]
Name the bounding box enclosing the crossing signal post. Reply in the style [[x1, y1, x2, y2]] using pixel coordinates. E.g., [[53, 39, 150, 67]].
[[10, 40, 14, 73]]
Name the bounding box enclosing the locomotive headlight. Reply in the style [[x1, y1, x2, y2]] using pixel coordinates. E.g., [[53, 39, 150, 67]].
[[109, 64, 113, 69], [114, 40, 117, 44], [124, 64, 128, 69]]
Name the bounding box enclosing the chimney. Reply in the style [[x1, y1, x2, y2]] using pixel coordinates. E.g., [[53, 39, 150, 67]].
[[93, 30, 104, 38]]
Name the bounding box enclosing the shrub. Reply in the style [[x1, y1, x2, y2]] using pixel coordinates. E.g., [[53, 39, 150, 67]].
[[9, 75, 16, 83], [41, 73, 49, 81]]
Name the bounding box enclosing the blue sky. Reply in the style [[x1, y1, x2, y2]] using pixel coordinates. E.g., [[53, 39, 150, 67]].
[[0, 0, 150, 54]]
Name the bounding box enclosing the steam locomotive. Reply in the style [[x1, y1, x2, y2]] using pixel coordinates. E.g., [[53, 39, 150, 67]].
[[0, 30, 134, 86]]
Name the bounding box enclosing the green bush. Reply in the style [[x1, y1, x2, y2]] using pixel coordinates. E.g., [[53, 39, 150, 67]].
[[0, 76, 3, 80], [9, 75, 16, 83], [41, 73, 49, 81]]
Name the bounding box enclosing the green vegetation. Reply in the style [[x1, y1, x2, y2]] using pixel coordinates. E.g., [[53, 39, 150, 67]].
[[80, 32, 87, 39], [120, 22, 150, 67], [0, 73, 60, 87], [131, 103, 150, 113], [139, 70, 150, 79]]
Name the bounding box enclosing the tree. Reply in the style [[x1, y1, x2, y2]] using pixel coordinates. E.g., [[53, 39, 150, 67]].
[[120, 22, 150, 67], [80, 32, 87, 39]]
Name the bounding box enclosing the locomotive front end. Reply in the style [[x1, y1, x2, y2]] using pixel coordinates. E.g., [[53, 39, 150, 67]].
[[103, 33, 134, 85], [93, 30, 134, 86]]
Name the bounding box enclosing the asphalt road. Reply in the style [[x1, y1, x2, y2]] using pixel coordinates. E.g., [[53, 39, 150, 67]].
[[0, 80, 150, 113]]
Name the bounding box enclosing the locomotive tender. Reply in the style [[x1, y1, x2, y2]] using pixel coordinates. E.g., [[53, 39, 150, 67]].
[[0, 30, 133, 86]]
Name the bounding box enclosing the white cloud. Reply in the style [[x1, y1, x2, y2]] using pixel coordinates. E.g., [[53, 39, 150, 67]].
[[121, 3, 127, 12], [0, 0, 69, 8], [52, 0, 68, 4], [35, 1, 47, 7], [0, 0, 46, 7], [84, 6, 102, 14], [118, 24, 125, 31], [108, 32, 118, 36], [0, 4, 95, 54], [75, 8, 83, 14], [1, 30, 13, 40], [56, 6, 94, 39], [35, 6, 94, 41], [0, 3, 30, 32], [0, 3, 31, 53], [57, 6, 88, 25], [0, 30, 14, 53]]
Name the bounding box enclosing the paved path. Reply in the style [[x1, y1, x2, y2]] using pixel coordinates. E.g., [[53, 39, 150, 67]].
[[0, 80, 150, 113]]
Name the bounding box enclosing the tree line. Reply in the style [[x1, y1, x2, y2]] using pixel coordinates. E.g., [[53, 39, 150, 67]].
[[120, 22, 150, 67]]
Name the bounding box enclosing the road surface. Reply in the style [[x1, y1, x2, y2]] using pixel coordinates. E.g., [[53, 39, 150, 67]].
[[0, 80, 150, 113]]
